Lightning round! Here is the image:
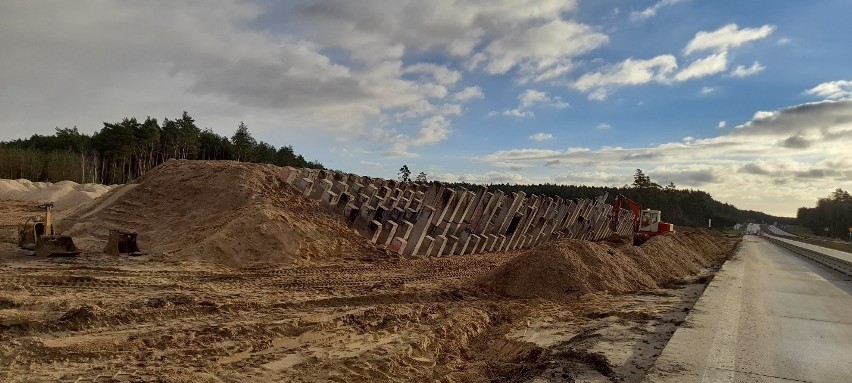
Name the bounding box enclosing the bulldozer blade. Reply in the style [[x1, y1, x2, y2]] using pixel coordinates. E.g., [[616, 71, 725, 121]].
[[35, 235, 82, 257], [104, 230, 141, 256]]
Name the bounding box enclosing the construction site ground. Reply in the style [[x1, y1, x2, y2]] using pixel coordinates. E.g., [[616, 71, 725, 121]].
[[0, 248, 733, 381], [0, 162, 739, 382], [0, 241, 725, 383]]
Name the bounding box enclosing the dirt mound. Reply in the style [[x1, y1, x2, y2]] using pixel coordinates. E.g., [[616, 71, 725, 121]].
[[59, 160, 379, 266], [58, 304, 105, 323], [479, 231, 737, 299], [0, 179, 112, 211]]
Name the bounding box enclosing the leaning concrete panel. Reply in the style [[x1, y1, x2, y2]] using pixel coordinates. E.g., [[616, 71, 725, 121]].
[[493, 192, 525, 235], [377, 220, 399, 246], [402, 206, 437, 257]]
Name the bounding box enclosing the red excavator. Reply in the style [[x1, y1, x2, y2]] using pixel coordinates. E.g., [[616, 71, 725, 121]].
[[610, 194, 675, 245]]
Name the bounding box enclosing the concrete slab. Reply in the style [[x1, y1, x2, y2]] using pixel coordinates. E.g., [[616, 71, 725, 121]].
[[644, 236, 852, 383]]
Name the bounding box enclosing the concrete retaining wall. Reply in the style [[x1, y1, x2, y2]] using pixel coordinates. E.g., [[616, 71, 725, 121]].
[[281, 166, 635, 256]]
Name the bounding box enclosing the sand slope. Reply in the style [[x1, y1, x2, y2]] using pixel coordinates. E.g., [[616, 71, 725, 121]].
[[0, 179, 113, 243], [479, 231, 737, 298], [0, 179, 112, 211], [59, 160, 380, 266]]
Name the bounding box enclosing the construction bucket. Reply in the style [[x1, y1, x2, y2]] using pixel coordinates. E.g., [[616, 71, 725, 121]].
[[104, 230, 141, 256], [35, 235, 82, 257]]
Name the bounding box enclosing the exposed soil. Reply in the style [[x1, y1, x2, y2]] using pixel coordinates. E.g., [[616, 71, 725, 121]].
[[479, 231, 735, 299], [0, 239, 732, 383], [0, 179, 112, 212], [0, 161, 740, 382], [57, 160, 382, 267]]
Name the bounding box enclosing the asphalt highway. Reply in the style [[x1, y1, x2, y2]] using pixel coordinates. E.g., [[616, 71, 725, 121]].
[[644, 235, 852, 382]]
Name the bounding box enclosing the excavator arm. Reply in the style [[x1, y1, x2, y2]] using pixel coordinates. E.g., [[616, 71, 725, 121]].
[[610, 194, 641, 232]]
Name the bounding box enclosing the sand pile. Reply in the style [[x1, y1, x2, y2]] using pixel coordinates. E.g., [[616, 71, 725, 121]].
[[59, 160, 379, 266], [0, 179, 112, 211], [479, 231, 736, 298]]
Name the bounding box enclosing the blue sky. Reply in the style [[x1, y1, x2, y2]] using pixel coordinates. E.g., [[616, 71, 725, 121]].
[[2, 0, 851, 217]]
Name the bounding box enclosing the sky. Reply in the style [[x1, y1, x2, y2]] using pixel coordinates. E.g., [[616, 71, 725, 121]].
[[2, 0, 851, 217]]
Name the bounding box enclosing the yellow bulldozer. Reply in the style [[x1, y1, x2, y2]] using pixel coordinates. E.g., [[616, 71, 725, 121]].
[[17, 203, 82, 257]]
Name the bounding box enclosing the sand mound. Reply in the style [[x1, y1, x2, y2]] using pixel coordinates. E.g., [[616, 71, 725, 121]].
[[0, 179, 113, 211], [59, 160, 379, 266], [479, 231, 737, 298]]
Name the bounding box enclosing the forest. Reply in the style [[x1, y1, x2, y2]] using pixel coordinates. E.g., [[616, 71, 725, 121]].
[[797, 188, 852, 239], [0, 112, 323, 184], [446, 169, 796, 229]]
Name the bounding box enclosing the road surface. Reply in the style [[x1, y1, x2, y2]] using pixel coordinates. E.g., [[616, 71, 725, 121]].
[[644, 235, 852, 382]]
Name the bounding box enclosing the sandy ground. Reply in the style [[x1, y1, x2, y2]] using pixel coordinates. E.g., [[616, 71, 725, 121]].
[[0, 180, 112, 213], [0, 162, 739, 382], [0, 224, 732, 382]]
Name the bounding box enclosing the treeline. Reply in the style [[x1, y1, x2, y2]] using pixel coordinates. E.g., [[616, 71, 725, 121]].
[[446, 169, 794, 228], [797, 189, 851, 239], [0, 112, 323, 184]]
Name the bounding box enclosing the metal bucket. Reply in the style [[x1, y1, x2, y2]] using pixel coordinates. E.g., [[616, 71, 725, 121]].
[[35, 235, 82, 257]]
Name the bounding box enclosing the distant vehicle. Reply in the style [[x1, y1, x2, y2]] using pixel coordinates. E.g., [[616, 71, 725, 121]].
[[610, 194, 675, 245]]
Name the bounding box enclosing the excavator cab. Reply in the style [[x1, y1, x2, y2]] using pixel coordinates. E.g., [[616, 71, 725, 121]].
[[18, 203, 82, 257], [639, 210, 661, 232]]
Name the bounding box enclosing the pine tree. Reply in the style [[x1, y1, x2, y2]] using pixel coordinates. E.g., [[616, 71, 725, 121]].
[[231, 122, 256, 162], [398, 165, 411, 182]]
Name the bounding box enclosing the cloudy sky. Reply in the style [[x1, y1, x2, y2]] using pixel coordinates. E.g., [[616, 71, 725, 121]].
[[2, 0, 851, 217]]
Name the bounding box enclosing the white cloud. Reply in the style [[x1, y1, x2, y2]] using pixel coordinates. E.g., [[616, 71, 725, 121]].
[[474, 99, 852, 216], [289, 0, 582, 60], [701, 86, 719, 95], [674, 52, 728, 82], [492, 89, 568, 118], [452, 86, 485, 102], [596, 123, 612, 130], [630, 0, 685, 21], [729, 62, 766, 78], [684, 24, 775, 55], [572, 24, 772, 98], [494, 109, 535, 118], [403, 63, 461, 85], [0, 0, 477, 159], [410, 115, 452, 146], [529, 133, 555, 141], [777, 37, 791, 45], [359, 160, 384, 168], [477, 19, 609, 79], [375, 114, 454, 157], [588, 89, 609, 101], [573, 55, 678, 93], [392, 101, 463, 120], [717, 120, 726, 129], [805, 80, 852, 100], [0, 0, 615, 159], [433, 170, 537, 185], [573, 24, 771, 98], [518, 89, 569, 109], [519, 90, 549, 108]]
